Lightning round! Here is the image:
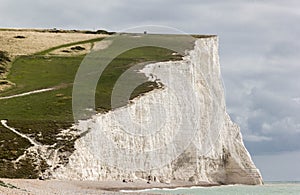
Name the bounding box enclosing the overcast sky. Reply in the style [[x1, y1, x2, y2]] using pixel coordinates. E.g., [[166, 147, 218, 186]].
[[1, 0, 300, 181]]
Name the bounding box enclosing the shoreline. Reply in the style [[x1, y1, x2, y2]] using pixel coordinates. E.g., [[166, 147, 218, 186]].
[[1, 179, 298, 195], [119, 184, 221, 193], [0, 179, 220, 195], [100, 182, 220, 192]]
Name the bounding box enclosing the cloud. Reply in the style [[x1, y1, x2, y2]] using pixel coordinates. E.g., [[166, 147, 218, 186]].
[[243, 134, 272, 142], [292, 97, 300, 105], [218, 1, 300, 155]]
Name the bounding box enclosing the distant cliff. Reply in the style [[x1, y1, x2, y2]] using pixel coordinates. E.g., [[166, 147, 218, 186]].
[[52, 37, 263, 185]]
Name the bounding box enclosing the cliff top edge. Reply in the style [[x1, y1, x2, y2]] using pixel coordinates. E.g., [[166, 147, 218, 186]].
[[0, 28, 216, 38]]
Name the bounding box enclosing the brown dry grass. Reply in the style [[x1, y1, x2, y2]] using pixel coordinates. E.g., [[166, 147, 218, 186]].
[[0, 30, 109, 56]]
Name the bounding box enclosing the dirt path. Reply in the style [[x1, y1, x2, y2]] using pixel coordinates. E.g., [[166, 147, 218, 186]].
[[0, 87, 55, 100], [0, 83, 71, 100], [1, 120, 39, 146], [0, 30, 108, 56]]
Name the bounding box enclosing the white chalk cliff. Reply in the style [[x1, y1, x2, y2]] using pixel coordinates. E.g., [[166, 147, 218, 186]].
[[52, 37, 263, 185]]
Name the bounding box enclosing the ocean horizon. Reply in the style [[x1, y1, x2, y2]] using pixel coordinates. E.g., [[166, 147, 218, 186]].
[[121, 181, 300, 194]]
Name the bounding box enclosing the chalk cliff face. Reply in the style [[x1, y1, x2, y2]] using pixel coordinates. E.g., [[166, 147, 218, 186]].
[[52, 37, 263, 185]]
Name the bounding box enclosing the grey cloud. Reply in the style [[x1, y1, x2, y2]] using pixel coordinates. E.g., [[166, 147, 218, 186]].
[[247, 133, 300, 155]]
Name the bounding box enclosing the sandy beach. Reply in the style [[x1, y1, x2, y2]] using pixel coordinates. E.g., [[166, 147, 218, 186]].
[[0, 179, 218, 195]]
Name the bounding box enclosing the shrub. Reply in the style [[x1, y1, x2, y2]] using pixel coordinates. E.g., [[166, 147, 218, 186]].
[[0, 80, 9, 84], [70, 46, 85, 51], [14, 35, 26, 39], [96, 30, 115, 35], [0, 51, 10, 64], [0, 66, 6, 74], [84, 29, 115, 35]]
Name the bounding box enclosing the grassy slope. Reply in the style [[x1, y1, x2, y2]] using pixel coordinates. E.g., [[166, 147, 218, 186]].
[[0, 37, 182, 178]]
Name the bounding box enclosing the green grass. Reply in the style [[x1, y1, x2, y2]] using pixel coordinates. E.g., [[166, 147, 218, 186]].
[[0, 47, 181, 119], [0, 56, 82, 97], [0, 38, 183, 178], [95, 46, 182, 111]]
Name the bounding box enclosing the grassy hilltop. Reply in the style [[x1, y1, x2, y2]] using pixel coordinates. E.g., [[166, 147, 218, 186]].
[[0, 29, 183, 178]]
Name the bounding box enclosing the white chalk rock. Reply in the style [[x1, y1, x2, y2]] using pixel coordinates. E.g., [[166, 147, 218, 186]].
[[52, 37, 263, 185]]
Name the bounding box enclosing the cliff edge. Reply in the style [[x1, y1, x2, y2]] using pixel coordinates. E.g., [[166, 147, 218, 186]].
[[52, 37, 263, 185]]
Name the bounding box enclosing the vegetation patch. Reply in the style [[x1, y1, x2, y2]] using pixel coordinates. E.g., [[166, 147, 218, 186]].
[[84, 29, 115, 35], [70, 46, 85, 51], [95, 46, 182, 111], [14, 35, 26, 39], [0, 66, 5, 74], [0, 51, 10, 64], [0, 80, 9, 85], [0, 51, 11, 85]]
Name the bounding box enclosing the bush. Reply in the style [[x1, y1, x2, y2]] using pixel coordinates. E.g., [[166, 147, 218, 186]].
[[0, 51, 10, 64], [14, 35, 26, 39], [96, 29, 114, 35], [0, 80, 9, 84], [0, 66, 6, 74], [70, 46, 85, 51], [84, 29, 115, 35]]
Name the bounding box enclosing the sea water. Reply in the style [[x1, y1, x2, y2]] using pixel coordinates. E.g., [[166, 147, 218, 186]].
[[141, 182, 300, 195]]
